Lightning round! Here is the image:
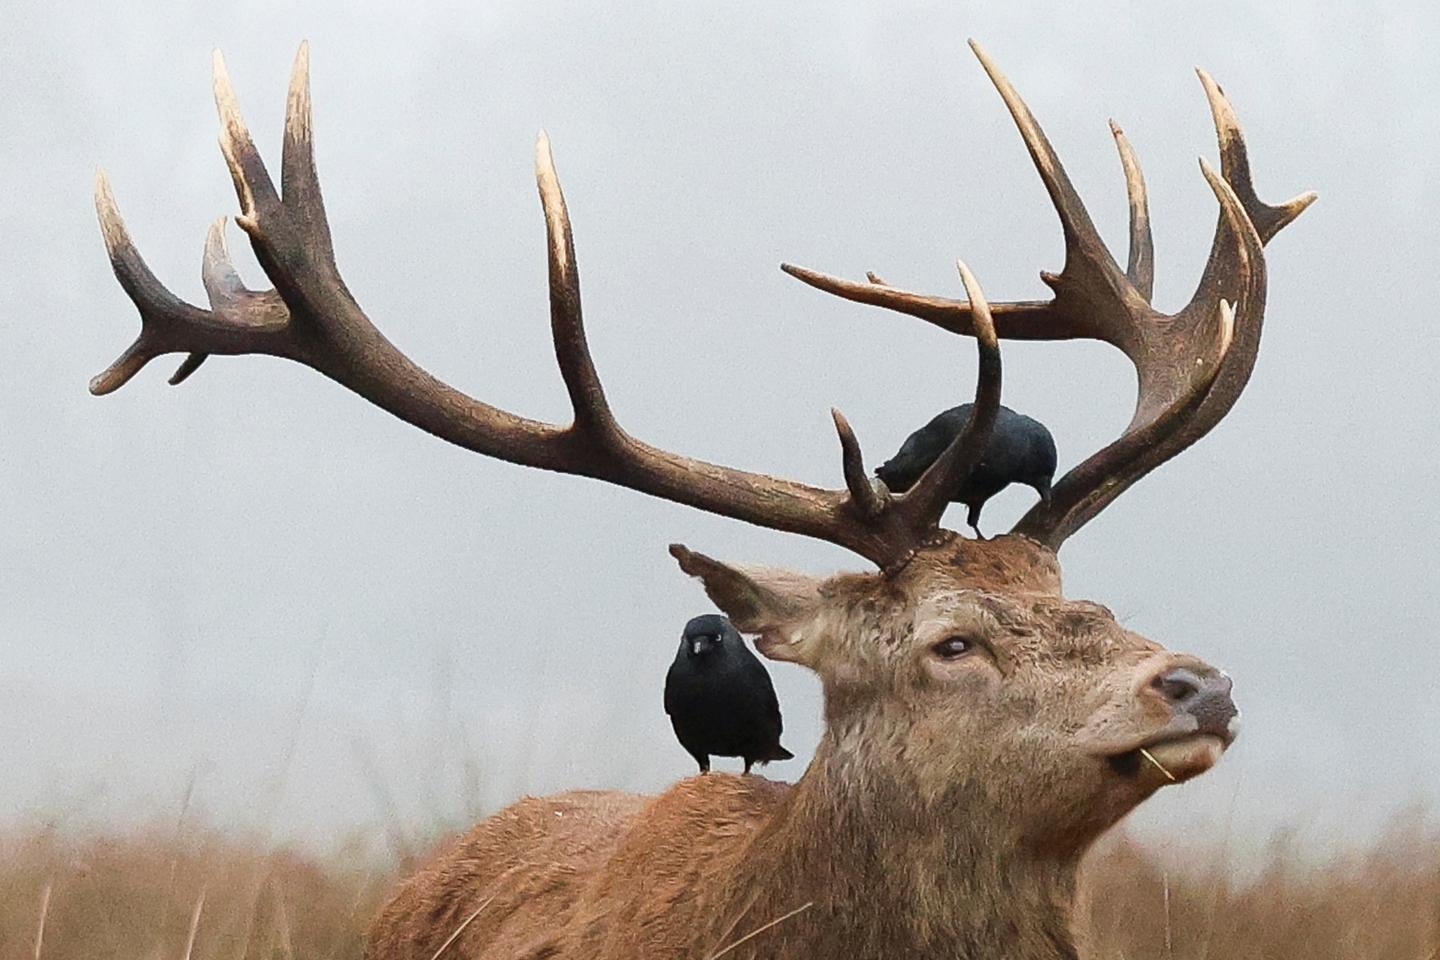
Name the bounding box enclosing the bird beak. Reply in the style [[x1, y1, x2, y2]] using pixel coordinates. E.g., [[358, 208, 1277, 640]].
[[690, 637, 713, 657]]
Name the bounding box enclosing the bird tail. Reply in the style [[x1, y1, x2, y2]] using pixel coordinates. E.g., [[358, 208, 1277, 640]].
[[768, 745, 795, 762]]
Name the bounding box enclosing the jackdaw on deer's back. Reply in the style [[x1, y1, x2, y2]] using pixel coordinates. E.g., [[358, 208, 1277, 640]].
[[876, 402, 1057, 537], [664, 614, 793, 775]]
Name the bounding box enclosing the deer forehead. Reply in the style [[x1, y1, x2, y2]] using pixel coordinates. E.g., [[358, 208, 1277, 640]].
[[910, 591, 1011, 638], [817, 584, 1124, 651], [914, 590, 1152, 669]]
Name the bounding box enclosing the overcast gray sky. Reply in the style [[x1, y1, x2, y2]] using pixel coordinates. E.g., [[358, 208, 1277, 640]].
[[3, 1, 1437, 857]]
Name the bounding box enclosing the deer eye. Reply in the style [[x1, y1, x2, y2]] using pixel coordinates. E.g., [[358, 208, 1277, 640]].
[[932, 635, 977, 660]]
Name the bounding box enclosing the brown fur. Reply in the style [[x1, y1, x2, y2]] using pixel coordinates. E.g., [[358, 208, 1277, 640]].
[[367, 535, 1231, 960]]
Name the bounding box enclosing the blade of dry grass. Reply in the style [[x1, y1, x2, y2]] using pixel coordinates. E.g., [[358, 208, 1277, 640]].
[[351, 739, 415, 865], [272, 878, 297, 960], [427, 896, 495, 960], [710, 889, 762, 957], [1162, 869, 1172, 960], [1139, 748, 1176, 782], [163, 771, 200, 944], [707, 901, 813, 960], [33, 882, 53, 960], [182, 890, 206, 960]]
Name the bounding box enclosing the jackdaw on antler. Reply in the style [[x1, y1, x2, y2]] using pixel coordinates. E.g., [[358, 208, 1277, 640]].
[[875, 403, 1057, 537]]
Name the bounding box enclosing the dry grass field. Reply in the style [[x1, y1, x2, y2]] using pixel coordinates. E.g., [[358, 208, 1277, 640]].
[[2, 813, 1435, 960], [1082, 823, 1440, 959]]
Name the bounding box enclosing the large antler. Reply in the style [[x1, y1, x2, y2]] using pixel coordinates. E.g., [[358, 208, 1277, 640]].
[[92, 43, 1001, 571], [784, 41, 1316, 549]]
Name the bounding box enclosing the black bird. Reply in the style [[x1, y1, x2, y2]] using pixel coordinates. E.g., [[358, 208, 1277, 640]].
[[875, 403, 1057, 537], [664, 614, 793, 775]]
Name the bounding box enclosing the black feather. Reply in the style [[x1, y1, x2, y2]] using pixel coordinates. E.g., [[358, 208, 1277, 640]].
[[664, 614, 793, 775], [874, 403, 1057, 536]]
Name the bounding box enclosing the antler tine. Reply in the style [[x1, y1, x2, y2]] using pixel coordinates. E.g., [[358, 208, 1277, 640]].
[[213, 50, 278, 233], [891, 260, 1001, 534], [1109, 120, 1155, 301], [91, 170, 229, 395], [168, 353, 208, 385], [536, 132, 621, 442], [201, 216, 243, 306], [170, 215, 272, 387], [91, 339, 153, 397], [91, 169, 164, 395], [779, 262, 1070, 343], [280, 41, 336, 267], [1197, 69, 1317, 244], [830, 409, 886, 519], [967, 41, 1145, 346]]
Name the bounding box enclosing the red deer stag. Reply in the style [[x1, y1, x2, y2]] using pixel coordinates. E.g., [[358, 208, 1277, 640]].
[[92, 39, 1312, 960]]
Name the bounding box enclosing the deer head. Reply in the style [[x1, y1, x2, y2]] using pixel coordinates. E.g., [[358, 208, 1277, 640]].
[[92, 39, 1311, 959], [673, 534, 1236, 862]]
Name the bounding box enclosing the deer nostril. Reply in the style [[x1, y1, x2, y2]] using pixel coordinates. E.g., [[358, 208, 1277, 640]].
[[1147, 667, 1239, 741], [1152, 667, 1204, 705]]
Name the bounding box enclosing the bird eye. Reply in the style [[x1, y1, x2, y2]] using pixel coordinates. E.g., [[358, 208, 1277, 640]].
[[932, 635, 976, 660]]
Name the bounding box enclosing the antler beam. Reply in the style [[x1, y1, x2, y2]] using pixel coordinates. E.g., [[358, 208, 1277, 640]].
[[92, 42, 1002, 571]]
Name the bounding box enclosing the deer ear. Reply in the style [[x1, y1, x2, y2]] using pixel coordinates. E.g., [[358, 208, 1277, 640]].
[[668, 544, 822, 665]]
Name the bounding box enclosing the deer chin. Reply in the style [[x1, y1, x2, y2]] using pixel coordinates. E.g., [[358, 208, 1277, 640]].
[[1105, 733, 1228, 786]]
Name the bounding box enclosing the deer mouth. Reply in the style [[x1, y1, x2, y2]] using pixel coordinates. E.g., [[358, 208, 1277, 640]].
[[1104, 733, 1229, 784]]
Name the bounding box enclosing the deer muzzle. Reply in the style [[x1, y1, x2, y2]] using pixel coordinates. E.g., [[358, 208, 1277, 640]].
[[1152, 666, 1239, 743]]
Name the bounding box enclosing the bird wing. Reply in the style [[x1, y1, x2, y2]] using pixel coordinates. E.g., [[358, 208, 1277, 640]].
[[663, 661, 681, 716], [762, 680, 784, 735], [740, 654, 785, 736]]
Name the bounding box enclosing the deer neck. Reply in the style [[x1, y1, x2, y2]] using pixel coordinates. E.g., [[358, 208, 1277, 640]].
[[716, 738, 1080, 960]]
